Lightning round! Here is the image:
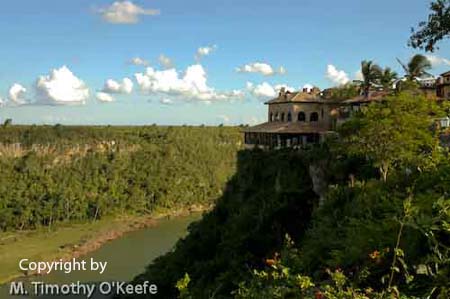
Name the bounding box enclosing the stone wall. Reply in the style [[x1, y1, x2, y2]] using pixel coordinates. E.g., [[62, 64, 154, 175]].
[[268, 102, 337, 129]]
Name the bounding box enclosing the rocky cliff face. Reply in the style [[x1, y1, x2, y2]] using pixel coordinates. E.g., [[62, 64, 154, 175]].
[[309, 160, 328, 205]]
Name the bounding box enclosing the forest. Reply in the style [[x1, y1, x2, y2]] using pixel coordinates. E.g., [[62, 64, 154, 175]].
[[124, 91, 450, 299], [0, 125, 242, 231]]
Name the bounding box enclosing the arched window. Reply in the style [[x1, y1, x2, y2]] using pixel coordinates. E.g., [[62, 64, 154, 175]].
[[298, 112, 306, 122], [287, 112, 292, 122], [275, 113, 279, 121], [269, 113, 273, 122], [281, 113, 285, 122], [310, 112, 319, 122]]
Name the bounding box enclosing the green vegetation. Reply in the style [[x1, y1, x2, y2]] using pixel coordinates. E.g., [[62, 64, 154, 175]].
[[122, 92, 450, 298], [397, 54, 432, 80], [338, 93, 444, 182], [323, 84, 360, 100], [0, 125, 242, 231], [409, 0, 450, 52], [0, 214, 157, 283], [128, 149, 318, 298], [360, 60, 383, 97]]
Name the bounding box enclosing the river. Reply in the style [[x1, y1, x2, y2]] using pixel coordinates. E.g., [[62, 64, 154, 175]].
[[0, 213, 201, 298]]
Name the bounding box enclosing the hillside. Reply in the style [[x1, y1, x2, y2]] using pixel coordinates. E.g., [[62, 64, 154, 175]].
[[0, 125, 242, 231], [125, 93, 450, 299]]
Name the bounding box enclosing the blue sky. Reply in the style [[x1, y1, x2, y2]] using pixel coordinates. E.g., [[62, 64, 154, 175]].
[[0, 0, 449, 125]]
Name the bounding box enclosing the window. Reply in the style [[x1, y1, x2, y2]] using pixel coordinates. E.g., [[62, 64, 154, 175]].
[[287, 112, 292, 122], [275, 113, 279, 121], [281, 113, 285, 122], [269, 113, 273, 122], [298, 112, 306, 122], [310, 112, 319, 122]]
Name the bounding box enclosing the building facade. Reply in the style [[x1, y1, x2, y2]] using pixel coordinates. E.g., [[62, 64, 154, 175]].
[[244, 71, 450, 149], [437, 71, 450, 99], [243, 87, 342, 148]]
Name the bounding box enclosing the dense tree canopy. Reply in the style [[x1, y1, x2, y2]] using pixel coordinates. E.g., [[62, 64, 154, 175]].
[[339, 92, 444, 181], [409, 0, 450, 52], [0, 125, 242, 231]]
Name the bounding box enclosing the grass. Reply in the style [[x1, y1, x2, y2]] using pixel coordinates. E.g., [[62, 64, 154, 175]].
[[0, 204, 210, 284], [0, 215, 146, 284]]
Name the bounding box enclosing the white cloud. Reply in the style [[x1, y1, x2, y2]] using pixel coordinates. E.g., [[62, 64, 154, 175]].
[[98, 1, 160, 24], [246, 82, 276, 98], [246, 82, 295, 100], [96, 92, 115, 103], [326, 64, 350, 85], [425, 55, 450, 67], [246, 116, 262, 125], [278, 66, 287, 75], [217, 114, 230, 123], [36, 66, 89, 105], [8, 83, 27, 105], [158, 54, 174, 69], [302, 83, 314, 91], [102, 77, 133, 94], [195, 45, 217, 61], [135, 64, 243, 102], [160, 98, 174, 105], [274, 84, 295, 92], [0, 97, 5, 107], [130, 57, 149, 66], [236, 62, 286, 76]]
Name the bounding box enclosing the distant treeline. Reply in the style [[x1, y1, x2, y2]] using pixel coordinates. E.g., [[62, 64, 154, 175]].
[[0, 125, 243, 231]]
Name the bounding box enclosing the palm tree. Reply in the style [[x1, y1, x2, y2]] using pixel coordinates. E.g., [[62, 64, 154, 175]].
[[396, 54, 432, 80], [361, 60, 382, 97], [380, 67, 398, 90]]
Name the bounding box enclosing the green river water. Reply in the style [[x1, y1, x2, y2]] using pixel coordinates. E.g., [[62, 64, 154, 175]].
[[0, 213, 201, 299]]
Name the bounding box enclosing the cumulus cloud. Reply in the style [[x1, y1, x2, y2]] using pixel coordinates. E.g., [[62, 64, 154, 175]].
[[129, 57, 149, 66], [160, 98, 174, 105], [102, 77, 133, 94], [96, 92, 115, 103], [246, 82, 275, 98], [302, 83, 314, 91], [326, 64, 350, 85], [425, 55, 450, 67], [236, 62, 286, 76], [246, 82, 295, 99], [98, 1, 160, 24], [158, 54, 174, 69], [218, 114, 230, 122], [195, 45, 217, 61], [36, 66, 89, 105], [8, 83, 27, 105], [135, 64, 243, 102]]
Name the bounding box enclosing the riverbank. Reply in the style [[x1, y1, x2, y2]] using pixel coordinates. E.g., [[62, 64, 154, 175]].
[[0, 204, 211, 284]]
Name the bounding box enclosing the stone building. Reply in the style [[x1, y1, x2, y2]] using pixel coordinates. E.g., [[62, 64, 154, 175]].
[[244, 70, 450, 149], [243, 87, 342, 148], [437, 71, 450, 99]]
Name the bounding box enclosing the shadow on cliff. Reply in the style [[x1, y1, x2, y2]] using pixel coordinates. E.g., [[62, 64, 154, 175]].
[[124, 148, 321, 299]]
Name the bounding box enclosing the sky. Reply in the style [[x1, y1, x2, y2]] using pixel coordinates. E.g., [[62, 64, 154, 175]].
[[0, 0, 449, 125]]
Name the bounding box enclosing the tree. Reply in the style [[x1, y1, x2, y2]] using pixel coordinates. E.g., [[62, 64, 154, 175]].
[[323, 84, 360, 100], [3, 118, 12, 127], [397, 54, 432, 80], [360, 60, 382, 97], [380, 67, 398, 90], [339, 92, 443, 182], [409, 0, 450, 52]]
